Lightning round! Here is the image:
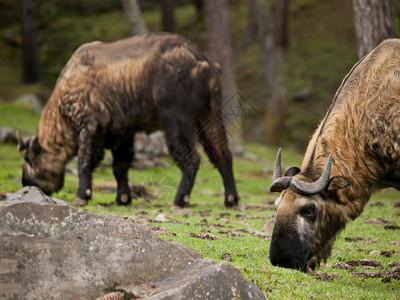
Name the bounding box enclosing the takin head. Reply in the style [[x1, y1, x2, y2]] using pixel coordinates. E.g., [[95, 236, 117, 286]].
[[17, 131, 65, 195], [269, 149, 350, 271]]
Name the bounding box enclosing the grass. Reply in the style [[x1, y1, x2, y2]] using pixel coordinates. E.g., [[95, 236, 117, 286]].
[[0, 102, 399, 299]]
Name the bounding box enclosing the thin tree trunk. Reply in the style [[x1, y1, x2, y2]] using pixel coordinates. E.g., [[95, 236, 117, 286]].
[[352, 0, 395, 59], [205, 0, 243, 152], [21, 0, 42, 83], [254, 0, 288, 144], [234, 0, 258, 57], [122, 0, 149, 36], [161, 0, 174, 32]]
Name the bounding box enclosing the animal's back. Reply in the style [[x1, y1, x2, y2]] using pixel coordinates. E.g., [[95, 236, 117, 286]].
[[49, 33, 219, 134], [302, 39, 400, 171]]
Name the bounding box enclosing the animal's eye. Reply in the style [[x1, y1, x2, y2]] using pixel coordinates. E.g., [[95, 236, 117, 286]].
[[300, 203, 317, 221], [24, 156, 32, 166]]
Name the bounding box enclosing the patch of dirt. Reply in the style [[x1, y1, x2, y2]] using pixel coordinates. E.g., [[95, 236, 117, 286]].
[[388, 261, 400, 267], [346, 258, 382, 268], [345, 236, 377, 245], [394, 201, 400, 208], [369, 202, 385, 207], [351, 271, 381, 278], [345, 236, 364, 242], [333, 262, 354, 271], [169, 219, 189, 225], [198, 209, 212, 217], [236, 228, 271, 239], [313, 270, 341, 281], [239, 202, 273, 211], [363, 218, 392, 225], [380, 250, 397, 258], [262, 220, 275, 233], [350, 266, 400, 282], [221, 252, 232, 262], [187, 232, 218, 240], [151, 226, 176, 236], [389, 241, 400, 246], [218, 230, 244, 237], [384, 225, 400, 230], [382, 266, 400, 277], [235, 214, 263, 220]]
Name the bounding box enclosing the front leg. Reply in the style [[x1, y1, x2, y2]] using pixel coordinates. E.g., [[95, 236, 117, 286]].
[[72, 127, 104, 206], [112, 136, 134, 205]]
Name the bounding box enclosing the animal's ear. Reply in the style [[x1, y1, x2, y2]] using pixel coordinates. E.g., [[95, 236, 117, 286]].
[[29, 136, 42, 156], [325, 176, 350, 192], [17, 131, 33, 152], [284, 167, 301, 177]]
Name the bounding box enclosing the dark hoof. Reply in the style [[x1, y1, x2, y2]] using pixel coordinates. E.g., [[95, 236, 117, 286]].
[[72, 197, 88, 206], [116, 193, 131, 205], [224, 194, 239, 208], [173, 195, 190, 208]]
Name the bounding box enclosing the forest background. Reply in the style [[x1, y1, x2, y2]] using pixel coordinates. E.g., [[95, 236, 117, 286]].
[[1, 0, 400, 150]]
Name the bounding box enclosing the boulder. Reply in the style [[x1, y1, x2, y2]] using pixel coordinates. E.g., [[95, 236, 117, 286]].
[[0, 187, 265, 300], [15, 93, 43, 113]]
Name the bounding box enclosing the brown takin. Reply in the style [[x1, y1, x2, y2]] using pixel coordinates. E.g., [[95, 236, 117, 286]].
[[269, 39, 400, 272], [18, 33, 239, 208]]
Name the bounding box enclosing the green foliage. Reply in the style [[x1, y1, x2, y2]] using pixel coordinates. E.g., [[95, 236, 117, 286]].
[[1, 103, 399, 299]]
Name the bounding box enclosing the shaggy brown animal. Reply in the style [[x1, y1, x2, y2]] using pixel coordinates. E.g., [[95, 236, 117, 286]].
[[269, 39, 400, 271], [18, 33, 239, 208]]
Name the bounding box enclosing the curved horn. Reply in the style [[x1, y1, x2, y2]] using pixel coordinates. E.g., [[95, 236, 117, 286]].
[[290, 154, 332, 195], [269, 148, 293, 193]]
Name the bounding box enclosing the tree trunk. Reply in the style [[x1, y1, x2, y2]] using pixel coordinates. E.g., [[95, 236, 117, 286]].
[[352, 0, 395, 59], [21, 0, 42, 83], [234, 0, 258, 57], [161, 0, 174, 32], [254, 0, 288, 144], [122, 0, 149, 36], [275, 0, 289, 49], [204, 0, 243, 152], [192, 0, 204, 20]]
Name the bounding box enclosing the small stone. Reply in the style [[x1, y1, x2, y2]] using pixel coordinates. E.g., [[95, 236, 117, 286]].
[[155, 213, 169, 222]]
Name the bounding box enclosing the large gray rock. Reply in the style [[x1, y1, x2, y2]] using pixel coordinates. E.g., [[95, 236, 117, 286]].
[[0, 187, 265, 300]]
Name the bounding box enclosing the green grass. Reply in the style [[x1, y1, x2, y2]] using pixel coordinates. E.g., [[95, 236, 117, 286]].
[[0, 102, 399, 299]]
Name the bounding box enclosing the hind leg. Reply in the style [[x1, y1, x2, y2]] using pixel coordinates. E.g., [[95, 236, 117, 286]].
[[112, 136, 134, 205], [197, 117, 239, 207], [164, 125, 201, 208]]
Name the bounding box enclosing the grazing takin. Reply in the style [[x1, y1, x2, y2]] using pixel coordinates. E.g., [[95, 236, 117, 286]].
[[18, 33, 239, 208], [269, 39, 400, 271]]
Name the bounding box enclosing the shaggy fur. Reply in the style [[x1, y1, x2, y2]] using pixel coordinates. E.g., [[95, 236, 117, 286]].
[[20, 33, 239, 208], [270, 39, 400, 271]]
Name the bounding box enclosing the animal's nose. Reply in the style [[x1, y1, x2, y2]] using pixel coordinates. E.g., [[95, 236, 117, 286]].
[[269, 234, 308, 271]]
